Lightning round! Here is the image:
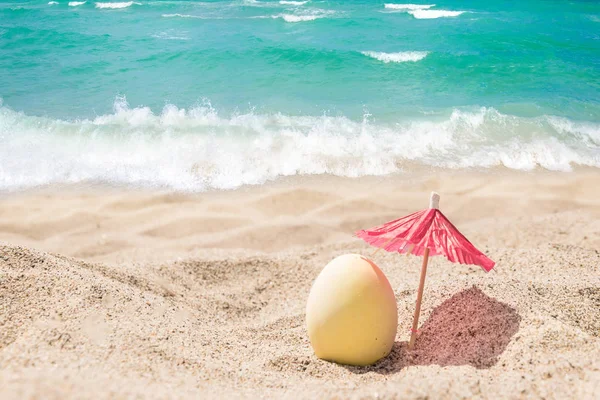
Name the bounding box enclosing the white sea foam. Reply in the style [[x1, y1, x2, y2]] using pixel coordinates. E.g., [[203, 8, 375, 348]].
[[152, 30, 190, 40], [279, 14, 319, 22], [1, 100, 599, 191], [68, 1, 86, 6], [274, 9, 332, 22], [280, 1, 308, 5], [164, 9, 323, 22], [362, 51, 429, 63], [161, 14, 223, 19], [408, 9, 465, 19], [48, 1, 59, 4], [162, 13, 200, 18], [95, 2, 140, 9], [384, 4, 434, 10], [241, 0, 280, 7]]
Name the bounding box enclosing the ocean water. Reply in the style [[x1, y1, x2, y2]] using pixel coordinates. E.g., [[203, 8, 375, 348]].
[[1, 0, 599, 191]]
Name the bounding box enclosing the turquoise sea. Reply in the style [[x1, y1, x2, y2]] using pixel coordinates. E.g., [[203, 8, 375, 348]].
[[1, 0, 599, 190]]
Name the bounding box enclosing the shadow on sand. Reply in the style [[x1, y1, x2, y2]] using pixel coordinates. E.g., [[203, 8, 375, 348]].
[[347, 286, 521, 374]]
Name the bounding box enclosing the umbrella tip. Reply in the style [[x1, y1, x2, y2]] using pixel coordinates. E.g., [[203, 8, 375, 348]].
[[429, 192, 440, 209]]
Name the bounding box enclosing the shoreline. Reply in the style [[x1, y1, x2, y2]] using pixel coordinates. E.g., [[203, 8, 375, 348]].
[[2, 165, 598, 199]]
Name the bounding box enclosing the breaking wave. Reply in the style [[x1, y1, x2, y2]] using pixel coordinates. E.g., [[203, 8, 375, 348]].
[[161, 13, 206, 18], [95, 2, 140, 9], [361, 51, 429, 63], [1, 98, 599, 191], [384, 4, 435, 10], [277, 14, 320, 22], [408, 9, 465, 19]]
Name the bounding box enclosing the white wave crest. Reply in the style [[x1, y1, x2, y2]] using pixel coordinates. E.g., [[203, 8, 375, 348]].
[[384, 4, 434, 10], [151, 30, 190, 40], [274, 10, 332, 22], [279, 14, 319, 22], [48, 1, 59, 4], [161, 13, 222, 19], [95, 1, 140, 9], [273, 8, 332, 22], [68, 1, 86, 6], [362, 51, 429, 63], [408, 9, 465, 19], [162, 13, 199, 18], [241, 0, 281, 7], [280, 1, 308, 5], [1, 100, 599, 192]]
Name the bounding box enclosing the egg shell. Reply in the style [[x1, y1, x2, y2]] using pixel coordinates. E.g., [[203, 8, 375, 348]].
[[306, 253, 398, 366]]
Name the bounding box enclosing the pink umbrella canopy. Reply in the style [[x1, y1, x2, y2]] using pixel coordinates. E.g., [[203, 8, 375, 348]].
[[355, 193, 495, 272], [355, 192, 495, 349]]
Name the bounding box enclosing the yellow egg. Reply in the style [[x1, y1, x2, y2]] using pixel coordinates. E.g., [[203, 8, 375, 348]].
[[306, 254, 398, 366]]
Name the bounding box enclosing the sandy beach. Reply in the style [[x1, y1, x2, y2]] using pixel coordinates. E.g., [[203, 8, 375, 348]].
[[1, 169, 599, 399]]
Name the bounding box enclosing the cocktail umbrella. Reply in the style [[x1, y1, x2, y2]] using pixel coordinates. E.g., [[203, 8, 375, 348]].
[[355, 192, 495, 350]]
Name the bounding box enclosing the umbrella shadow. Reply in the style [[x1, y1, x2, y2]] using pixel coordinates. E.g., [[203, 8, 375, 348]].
[[346, 286, 521, 374]]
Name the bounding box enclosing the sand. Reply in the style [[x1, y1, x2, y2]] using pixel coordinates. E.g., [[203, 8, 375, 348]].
[[1, 169, 599, 399]]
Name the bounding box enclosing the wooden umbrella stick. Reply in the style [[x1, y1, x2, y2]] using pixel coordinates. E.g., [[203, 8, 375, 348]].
[[408, 247, 430, 350]]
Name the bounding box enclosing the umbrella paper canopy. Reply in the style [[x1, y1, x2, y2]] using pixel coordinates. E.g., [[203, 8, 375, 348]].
[[355, 193, 495, 272], [355, 192, 495, 349]]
